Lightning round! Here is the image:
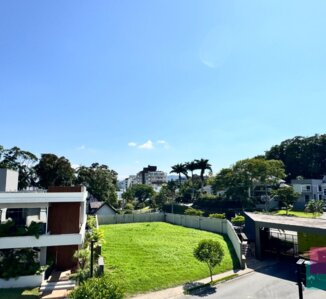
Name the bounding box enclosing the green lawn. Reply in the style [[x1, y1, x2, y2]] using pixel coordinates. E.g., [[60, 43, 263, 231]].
[[275, 210, 321, 218], [0, 288, 39, 299], [101, 222, 239, 295]]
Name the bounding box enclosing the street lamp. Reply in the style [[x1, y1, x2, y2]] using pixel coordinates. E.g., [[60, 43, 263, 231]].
[[296, 259, 305, 299], [90, 239, 95, 278]]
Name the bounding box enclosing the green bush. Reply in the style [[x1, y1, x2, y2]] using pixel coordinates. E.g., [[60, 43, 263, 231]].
[[86, 216, 97, 230], [231, 215, 245, 226], [184, 208, 204, 216], [69, 275, 124, 299], [209, 213, 226, 219], [124, 203, 134, 210], [162, 204, 188, 214]]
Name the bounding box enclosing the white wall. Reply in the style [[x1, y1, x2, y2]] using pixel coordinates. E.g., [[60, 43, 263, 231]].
[[0, 273, 44, 288]]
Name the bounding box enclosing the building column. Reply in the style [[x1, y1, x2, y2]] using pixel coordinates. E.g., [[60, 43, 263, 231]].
[[40, 247, 47, 265], [255, 224, 262, 259]]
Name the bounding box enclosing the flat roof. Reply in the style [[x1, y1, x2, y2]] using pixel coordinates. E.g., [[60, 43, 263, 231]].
[[245, 212, 326, 234], [0, 191, 88, 205]]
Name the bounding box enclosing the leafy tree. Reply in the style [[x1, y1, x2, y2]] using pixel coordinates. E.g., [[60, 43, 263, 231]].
[[0, 146, 38, 190], [266, 134, 326, 180], [69, 275, 124, 299], [170, 163, 188, 185], [123, 184, 155, 208], [212, 158, 285, 205], [76, 163, 118, 205], [34, 154, 75, 189], [272, 186, 299, 215], [195, 159, 212, 193], [154, 181, 177, 208], [193, 239, 224, 282], [186, 161, 200, 200], [305, 199, 324, 217]]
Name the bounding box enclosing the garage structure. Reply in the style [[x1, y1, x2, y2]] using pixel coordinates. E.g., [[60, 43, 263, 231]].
[[244, 212, 326, 259]]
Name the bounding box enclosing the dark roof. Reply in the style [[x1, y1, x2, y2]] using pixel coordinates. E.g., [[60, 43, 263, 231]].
[[89, 201, 117, 213]]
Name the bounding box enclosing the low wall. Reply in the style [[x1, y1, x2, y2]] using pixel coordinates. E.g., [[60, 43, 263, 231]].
[[98, 212, 244, 268], [0, 272, 44, 288], [97, 212, 165, 224]]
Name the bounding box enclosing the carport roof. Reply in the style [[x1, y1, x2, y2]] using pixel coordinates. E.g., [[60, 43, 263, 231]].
[[245, 212, 326, 234]]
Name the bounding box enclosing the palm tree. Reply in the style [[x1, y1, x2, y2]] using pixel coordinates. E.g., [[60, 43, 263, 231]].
[[170, 163, 188, 186], [186, 161, 200, 200], [195, 159, 212, 193]]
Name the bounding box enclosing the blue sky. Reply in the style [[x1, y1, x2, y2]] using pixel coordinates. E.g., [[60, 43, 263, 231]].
[[0, 0, 325, 179]]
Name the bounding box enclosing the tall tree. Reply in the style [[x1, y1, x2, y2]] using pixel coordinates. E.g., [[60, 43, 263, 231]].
[[76, 163, 118, 205], [212, 158, 285, 205], [0, 146, 38, 190], [195, 158, 212, 193], [34, 154, 75, 189], [170, 163, 188, 185], [186, 161, 199, 200], [266, 134, 326, 180], [272, 186, 299, 215]]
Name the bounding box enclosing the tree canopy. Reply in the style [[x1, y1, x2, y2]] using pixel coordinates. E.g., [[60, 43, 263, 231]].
[[34, 153, 75, 189], [212, 158, 285, 204], [265, 134, 326, 180], [193, 239, 224, 282], [76, 163, 118, 205], [0, 146, 38, 190]]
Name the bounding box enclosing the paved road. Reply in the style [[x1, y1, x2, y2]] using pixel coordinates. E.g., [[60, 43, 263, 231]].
[[180, 261, 326, 299]]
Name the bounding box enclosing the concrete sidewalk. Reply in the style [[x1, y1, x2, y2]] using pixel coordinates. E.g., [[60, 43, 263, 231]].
[[130, 258, 278, 299]]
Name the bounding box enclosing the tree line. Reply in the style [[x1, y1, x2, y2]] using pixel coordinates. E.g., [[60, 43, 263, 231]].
[[0, 145, 118, 205]]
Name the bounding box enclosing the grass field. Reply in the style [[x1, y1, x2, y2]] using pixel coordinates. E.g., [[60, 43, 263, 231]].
[[0, 288, 39, 299], [275, 210, 321, 218], [101, 222, 239, 295]]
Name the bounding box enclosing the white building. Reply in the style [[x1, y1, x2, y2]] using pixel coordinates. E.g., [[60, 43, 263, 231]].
[[291, 176, 326, 210], [0, 169, 87, 271]]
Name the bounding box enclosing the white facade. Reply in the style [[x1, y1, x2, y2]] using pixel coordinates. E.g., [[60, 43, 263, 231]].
[[0, 190, 87, 266], [0, 169, 19, 192], [291, 177, 326, 209]]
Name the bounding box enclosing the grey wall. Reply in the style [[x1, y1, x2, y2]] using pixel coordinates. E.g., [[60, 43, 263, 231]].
[[0, 169, 19, 192]]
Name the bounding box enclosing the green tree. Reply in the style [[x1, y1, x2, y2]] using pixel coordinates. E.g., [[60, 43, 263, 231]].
[[266, 134, 326, 180], [212, 158, 285, 205], [272, 186, 299, 215], [193, 239, 224, 282], [170, 163, 188, 185], [123, 184, 155, 208], [186, 161, 200, 200], [195, 158, 212, 193], [305, 199, 324, 217], [34, 153, 75, 189], [0, 146, 38, 190], [76, 163, 118, 205], [69, 275, 124, 299]]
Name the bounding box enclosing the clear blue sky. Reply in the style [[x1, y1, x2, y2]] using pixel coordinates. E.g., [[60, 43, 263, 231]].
[[1, 0, 325, 179]]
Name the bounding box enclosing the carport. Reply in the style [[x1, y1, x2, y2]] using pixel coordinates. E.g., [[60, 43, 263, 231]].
[[245, 212, 326, 259]]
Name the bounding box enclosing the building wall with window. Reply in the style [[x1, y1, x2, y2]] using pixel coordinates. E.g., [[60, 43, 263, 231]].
[[292, 178, 326, 210]]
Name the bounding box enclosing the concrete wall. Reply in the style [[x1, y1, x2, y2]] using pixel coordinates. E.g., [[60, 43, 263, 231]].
[[98, 212, 243, 267], [0, 272, 44, 288], [0, 169, 18, 192], [97, 212, 164, 224]]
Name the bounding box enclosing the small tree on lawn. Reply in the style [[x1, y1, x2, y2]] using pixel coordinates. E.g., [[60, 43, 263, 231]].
[[305, 199, 324, 217], [194, 239, 224, 282], [272, 186, 299, 215]]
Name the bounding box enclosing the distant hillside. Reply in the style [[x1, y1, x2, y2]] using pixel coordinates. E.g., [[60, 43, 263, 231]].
[[265, 134, 326, 181]]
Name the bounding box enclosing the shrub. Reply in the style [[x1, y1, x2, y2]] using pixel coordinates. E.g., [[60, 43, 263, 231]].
[[209, 213, 225, 219], [69, 275, 124, 299], [231, 215, 245, 226], [124, 203, 134, 210], [86, 216, 97, 230], [184, 208, 204, 216]]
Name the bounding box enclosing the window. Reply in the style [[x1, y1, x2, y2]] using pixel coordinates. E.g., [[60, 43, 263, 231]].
[[319, 185, 322, 192], [305, 195, 310, 201]]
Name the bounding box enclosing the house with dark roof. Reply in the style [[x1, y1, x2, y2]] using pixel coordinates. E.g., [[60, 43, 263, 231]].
[[88, 200, 117, 216]]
